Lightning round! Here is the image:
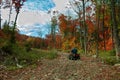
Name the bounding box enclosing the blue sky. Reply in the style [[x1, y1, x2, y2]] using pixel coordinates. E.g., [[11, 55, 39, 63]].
[[23, 0, 55, 11], [1, 0, 70, 37], [19, 0, 55, 37]]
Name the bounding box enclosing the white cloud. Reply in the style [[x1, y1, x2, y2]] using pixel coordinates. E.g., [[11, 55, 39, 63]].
[[1, 8, 50, 25], [52, 0, 69, 11], [1, 0, 70, 27], [18, 11, 50, 26]]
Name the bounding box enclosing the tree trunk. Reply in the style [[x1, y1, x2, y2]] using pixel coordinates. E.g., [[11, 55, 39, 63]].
[[82, 0, 87, 55], [102, 1, 106, 51], [51, 16, 57, 48], [95, 4, 101, 58], [111, 0, 120, 60], [110, 7, 114, 49], [13, 12, 19, 32], [8, 3, 13, 25], [10, 12, 19, 43], [79, 14, 83, 49], [0, 2, 1, 30], [118, 0, 120, 22]]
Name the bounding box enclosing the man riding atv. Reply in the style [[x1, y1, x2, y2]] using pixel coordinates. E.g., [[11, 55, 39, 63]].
[[69, 48, 80, 60]]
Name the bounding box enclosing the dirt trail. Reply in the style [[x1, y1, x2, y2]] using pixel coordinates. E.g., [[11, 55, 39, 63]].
[[1, 52, 120, 80]]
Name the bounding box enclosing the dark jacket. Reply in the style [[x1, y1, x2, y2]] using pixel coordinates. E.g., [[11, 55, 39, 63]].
[[71, 48, 77, 54]]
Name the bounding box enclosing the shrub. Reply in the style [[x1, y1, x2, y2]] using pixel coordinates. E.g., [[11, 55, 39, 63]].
[[24, 42, 32, 52], [1, 41, 13, 55], [2, 21, 12, 35], [104, 56, 118, 65], [2, 46, 58, 70], [99, 50, 119, 65], [1, 42, 23, 55], [3, 56, 16, 66], [109, 49, 116, 56]]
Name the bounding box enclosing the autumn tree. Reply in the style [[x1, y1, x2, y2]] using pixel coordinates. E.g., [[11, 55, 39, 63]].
[[100, 0, 106, 51], [58, 14, 70, 49], [82, 0, 88, 54], [91, 0, 102, 57], [51, 15, 57, 48], [69, 0, 88, 50], [47, 10, 59, 48], [69, 0, 83, 49], [69, 0, 95, 54], [88, 0, 112, 57], [41, 10, 60, 49], [110, 0, 120, 60], [10, 0, 26, 43], [55, 34, 62, 49], [58, 13, 80, 49]]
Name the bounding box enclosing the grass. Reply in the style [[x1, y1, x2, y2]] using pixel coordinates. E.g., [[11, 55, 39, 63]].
[[30, 48, 58, 60], [99, 50, 120, 65], [1, 44, 58, 70]]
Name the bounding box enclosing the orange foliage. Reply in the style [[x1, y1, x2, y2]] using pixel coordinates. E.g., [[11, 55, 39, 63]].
[[98, 27, 113, 50], [58, 14, 67, 33], [106, 38, 113, 50], [69, 37, 76, 48], [55, 34, 62, 49], [45, 34, 62, 49], [86, 20, 95, 33], [99, 37, 113, 50], [104, 16, 110, 27]]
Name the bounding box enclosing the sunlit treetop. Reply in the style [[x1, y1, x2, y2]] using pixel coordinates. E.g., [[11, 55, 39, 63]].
[[12, 0, 26, 13]]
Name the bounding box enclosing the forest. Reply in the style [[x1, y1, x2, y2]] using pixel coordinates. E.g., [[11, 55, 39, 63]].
[[0, 0, 120, 80]]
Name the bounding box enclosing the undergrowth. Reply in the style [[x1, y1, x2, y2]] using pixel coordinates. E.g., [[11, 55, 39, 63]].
[[99, 50, 120, 65], [0, 43, 58, 70]]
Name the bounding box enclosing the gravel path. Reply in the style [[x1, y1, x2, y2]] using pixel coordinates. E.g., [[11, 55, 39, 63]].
[[1, 52, 120, 80]]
